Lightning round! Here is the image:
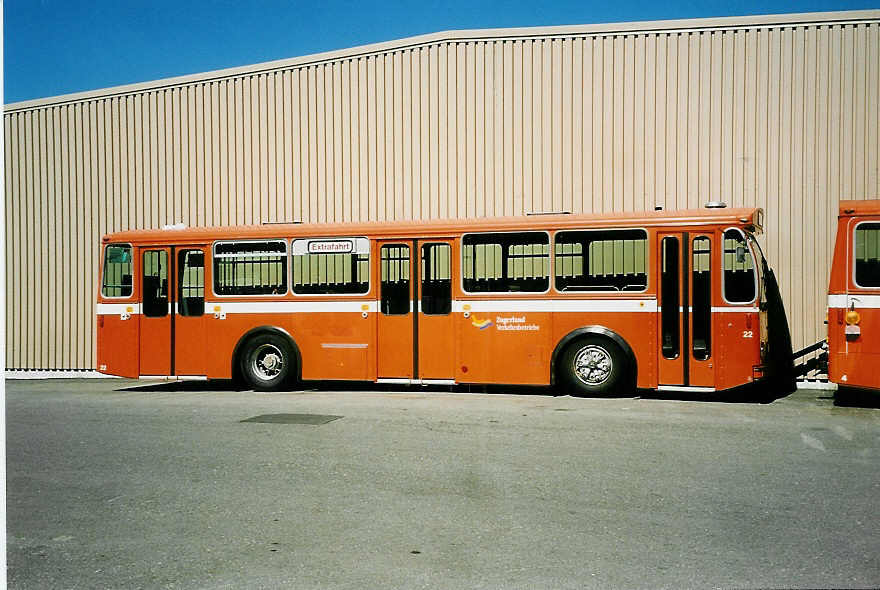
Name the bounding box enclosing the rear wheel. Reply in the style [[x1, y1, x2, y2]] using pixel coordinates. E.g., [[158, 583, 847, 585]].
[[240, 333, 292, 391], [559, 336, 626, 396]]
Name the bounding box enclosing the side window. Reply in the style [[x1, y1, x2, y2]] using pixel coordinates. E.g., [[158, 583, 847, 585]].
[[102, 244, 133, 297], [178, 250, 205, 317], [723, 229, 756, 303], [854, 222, 880, 287], [213, 240, 287, 296], [292, 239, 369, 295], [380, 244, 410, 314], [421, 243, 451, 315], [142, 250, 168, 317], [554, 229, 648, 292], [462, 232, 549, 293]]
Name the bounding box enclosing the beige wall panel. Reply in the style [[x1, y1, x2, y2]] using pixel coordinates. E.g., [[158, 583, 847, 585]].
[[4, 15, 880, 369]]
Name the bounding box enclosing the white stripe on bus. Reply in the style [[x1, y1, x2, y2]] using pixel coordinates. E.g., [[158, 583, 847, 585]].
[[828, 294, 880, 308]]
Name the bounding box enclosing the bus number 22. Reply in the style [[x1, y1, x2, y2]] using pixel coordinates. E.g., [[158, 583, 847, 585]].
[[742, 330, 754, 339]]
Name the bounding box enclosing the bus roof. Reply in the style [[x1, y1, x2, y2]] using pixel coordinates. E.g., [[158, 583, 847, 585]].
[[839, 199, 880, 217], [102, 206, 763, 244]]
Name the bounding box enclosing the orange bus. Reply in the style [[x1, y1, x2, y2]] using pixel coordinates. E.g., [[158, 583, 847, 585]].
[[826, 200, 880, 391], [96, 205, 795, 395]]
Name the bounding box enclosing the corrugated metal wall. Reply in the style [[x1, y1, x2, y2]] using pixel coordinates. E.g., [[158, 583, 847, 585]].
[[5, 12, 880, 370]]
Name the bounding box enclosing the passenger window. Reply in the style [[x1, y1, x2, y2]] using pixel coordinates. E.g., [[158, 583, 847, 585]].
[[692, 237, 711, 360], [462, 232, 549, 293], [854, 222, 880, 287], [380, 244, 410, 315], [723, 230, 756, 303], [142, 250, 168, 317], [214, 240, 287, 296], [292, 238, 369, 295], [178, 250, 204, 317], [102, 244, 133, 297], [421, 243, 451, 315], [555, 229, 648, 292]]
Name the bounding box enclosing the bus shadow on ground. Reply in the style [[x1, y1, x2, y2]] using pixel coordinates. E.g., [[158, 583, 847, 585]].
[[832, 387, 880, 409], [117, 379, 800, 404]]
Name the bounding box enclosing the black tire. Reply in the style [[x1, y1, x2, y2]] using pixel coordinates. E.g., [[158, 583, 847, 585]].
[[239, 333, 293, 391], [559, 336, 626, 397]]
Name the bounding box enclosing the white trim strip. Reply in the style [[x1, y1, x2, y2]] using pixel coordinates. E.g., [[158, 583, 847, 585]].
[[420, 379, 456, 385], [211, 301, 378, 314], [657, 385, 716, 393], [377, 378, 413, 384], [138, 375, 208, 380], [453, 299, 657, 313], [321, 343, 369, 349], [828, 294, 880, 308], [100, 299, 664, 315], [96, 303, 142, 315]]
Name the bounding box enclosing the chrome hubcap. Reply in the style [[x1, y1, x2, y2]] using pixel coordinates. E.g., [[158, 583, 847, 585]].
[[252, 344, 284, 381], [573, 345, 613, 386]]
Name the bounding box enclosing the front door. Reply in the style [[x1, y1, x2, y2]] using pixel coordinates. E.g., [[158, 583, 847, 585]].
[[656, 232, 716, 388], [138, 245, 208, 377], [174, 247, 207, 375], [139, 247, 172, 375], [377, 241, 414, 379]]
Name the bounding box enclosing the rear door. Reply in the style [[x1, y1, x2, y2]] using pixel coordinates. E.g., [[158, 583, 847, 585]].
[[656, 231, 716, 389], [418, 241, 456, 381]]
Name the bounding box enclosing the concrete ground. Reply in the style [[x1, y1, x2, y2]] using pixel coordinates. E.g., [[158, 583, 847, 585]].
[[5, 379, 880, 589]]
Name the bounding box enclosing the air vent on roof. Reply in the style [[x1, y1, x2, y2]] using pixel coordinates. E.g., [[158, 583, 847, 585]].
[[705, 201, 727, 209], [161, 223, 187, 230]]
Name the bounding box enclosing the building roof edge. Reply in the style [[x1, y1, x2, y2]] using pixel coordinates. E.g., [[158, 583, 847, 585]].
[[5, 9, 879, 112]]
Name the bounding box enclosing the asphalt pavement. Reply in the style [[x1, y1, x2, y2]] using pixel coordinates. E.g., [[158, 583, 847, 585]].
[[6, 379, 880, 589]]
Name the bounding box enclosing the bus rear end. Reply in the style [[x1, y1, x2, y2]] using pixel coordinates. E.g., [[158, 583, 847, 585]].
[[827, 200, 880, 391]]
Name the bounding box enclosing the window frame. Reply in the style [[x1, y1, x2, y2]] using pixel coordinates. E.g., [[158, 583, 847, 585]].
[[852, 220, 880, 290], [290, 236, 371, 297], [211, 238, 290, 298], [101, 242, 135, 299], [551, 227, 650, 294], [720, 227, 758, 305], [460, 230, 552, 296]]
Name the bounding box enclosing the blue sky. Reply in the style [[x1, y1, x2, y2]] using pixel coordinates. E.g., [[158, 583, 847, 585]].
[[4, 0, 877, 103]]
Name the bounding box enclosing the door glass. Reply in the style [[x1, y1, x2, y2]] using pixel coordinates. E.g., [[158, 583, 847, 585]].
[[380, 244, 410, 315], [661, 237, 680, 359], [421, 243, 451, 315], [178, 250, 205, 317], [143, 250, 168, 318], [692, 237, 711, 361]]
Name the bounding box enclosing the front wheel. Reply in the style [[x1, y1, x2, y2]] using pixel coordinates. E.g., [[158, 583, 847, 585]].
[[559, 336, 626, 396], [240, 333, 293, 391]]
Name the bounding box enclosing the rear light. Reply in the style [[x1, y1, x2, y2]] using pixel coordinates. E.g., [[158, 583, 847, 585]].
[[845, 304, 861, 340], [845, 309, 861, 325]]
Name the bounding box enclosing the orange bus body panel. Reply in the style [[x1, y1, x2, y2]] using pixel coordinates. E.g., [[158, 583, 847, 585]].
[[96, 207, 770, 393], [827, 200, 880, 391]]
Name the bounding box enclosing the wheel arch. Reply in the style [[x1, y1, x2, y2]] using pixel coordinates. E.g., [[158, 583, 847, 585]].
[[232, 326, 302, 382], [550, 326, 637, 386]]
